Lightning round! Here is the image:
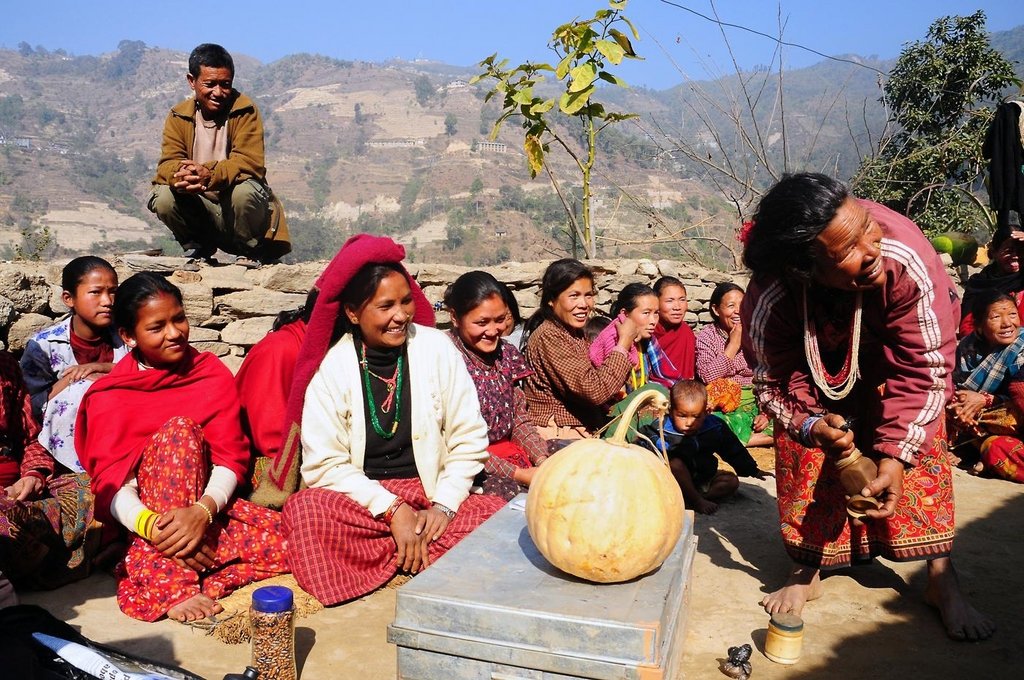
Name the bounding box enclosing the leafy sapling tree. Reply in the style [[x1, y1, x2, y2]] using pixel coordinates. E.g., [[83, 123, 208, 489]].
[[853, 11, 1020, 237], [472, 0, 641, 258]]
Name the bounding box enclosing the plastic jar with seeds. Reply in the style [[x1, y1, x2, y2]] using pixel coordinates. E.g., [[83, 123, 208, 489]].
[[250, 585, 297, 680]]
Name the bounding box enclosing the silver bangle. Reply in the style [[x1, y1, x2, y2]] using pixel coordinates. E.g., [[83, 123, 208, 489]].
[[432, 502, 456, 519]]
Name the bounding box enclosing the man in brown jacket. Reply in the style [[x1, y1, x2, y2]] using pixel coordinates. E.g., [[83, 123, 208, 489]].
[[148, 43, 290, 265]]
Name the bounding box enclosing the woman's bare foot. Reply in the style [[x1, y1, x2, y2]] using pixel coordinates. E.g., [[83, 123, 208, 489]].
[[924, 557, 994, 641], [166, 593, 223, 622], [760, 564, 823, 616]]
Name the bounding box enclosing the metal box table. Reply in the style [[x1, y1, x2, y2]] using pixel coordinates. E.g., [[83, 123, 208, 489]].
[[388, 498, 697, 679]]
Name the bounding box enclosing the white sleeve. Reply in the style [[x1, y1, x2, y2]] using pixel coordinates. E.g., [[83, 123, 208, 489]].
[[109, 478, 148, 534], [201, 465, 238, 512]]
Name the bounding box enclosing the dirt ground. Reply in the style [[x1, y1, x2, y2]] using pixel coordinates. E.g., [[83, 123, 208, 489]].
[[20, 452, 1024, 679]]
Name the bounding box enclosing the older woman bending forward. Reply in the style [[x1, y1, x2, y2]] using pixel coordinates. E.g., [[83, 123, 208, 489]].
[[741, 173, 993, 641]]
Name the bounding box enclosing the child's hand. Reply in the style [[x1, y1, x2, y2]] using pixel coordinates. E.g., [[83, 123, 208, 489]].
[[61, 362, 110, 383]]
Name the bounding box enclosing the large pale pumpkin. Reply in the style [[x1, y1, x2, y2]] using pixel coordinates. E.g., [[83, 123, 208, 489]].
[[525, 390, 685, 583]]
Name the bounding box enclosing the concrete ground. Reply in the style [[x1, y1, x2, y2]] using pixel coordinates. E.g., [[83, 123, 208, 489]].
[[21, 456, 1024, 679]]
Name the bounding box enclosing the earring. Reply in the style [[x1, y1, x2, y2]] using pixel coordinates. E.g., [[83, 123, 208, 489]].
[[128, 341, 137, 348]]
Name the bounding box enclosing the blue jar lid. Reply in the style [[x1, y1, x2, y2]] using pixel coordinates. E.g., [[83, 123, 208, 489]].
[[252, 586, 293, 613]]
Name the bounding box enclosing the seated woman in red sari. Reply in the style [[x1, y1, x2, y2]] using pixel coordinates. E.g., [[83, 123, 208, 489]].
[[445, 271, 549, 501], [235, 290, 315, 477], [742, 172, 992, 641], [259, 234, 504, 606], [949, 289, 1024, 482], [76, 273, 288, 622]]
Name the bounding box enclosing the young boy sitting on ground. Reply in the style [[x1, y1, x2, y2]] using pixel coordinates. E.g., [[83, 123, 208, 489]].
[[638, 379, 771, 514]]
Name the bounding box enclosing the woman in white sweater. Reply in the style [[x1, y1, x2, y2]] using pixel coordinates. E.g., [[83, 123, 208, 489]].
[[281, 251, 504, 605]]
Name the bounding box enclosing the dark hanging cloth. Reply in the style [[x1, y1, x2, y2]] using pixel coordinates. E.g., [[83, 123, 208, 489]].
[[983, 101, 1024, 232]]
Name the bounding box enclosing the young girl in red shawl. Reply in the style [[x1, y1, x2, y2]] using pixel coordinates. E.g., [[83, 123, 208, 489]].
[[76, 273, 287, 622]]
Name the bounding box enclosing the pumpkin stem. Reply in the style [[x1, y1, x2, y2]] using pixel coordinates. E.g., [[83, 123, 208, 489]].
[[610, 387, 670, 452]]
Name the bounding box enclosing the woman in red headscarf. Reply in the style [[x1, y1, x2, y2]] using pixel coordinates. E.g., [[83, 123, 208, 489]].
[[260, 234, 504, 606]]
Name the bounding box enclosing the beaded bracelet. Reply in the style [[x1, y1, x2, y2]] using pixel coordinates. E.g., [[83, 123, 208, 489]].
[[982, 392, 995, 408], [799, 415, 823, 447], [381, 497, 406, 525], [193, 501, 214, 525]]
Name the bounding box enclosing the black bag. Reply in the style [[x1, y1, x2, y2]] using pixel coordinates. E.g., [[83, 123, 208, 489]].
[[0, 604, 204, 680]]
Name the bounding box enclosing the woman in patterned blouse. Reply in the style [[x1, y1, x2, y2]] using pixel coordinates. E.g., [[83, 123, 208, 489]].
[[695, 282, 773, 448], [445, 271, 549, 501]]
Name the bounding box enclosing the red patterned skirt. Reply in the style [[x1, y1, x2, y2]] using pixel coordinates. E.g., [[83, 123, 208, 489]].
[[773, 420, 954, 569], [978, 435, 1024, 483], [117, 416, 289, 621], [282, 478, 504, 605]]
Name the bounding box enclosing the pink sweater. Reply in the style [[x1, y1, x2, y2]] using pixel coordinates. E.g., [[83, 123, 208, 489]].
[[588, 313, 639, 367]]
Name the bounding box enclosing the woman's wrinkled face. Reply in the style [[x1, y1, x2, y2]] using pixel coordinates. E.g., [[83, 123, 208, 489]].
[[121, 292, 190, 369], [657, 284, 688, 327], [711, 290, 744, 333], [812, 197, 886, 291], [453, 293, 508, 356], [627, 294, 660, 340], [550, 277, 595, 330], [978, 299, 1020, 348], [346, 271, 415, 350]]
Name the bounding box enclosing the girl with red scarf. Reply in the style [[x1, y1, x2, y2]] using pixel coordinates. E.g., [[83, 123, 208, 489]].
[[76, 273, 287, 622], [652, 276, 696, 384]]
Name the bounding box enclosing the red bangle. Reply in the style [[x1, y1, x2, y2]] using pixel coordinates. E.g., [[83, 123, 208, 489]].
[[381, 497, 406, 524], [983, 392, 995, 408]]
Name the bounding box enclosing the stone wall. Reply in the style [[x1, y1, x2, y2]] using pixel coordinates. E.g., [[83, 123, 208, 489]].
[[0, 255, 754, 373]]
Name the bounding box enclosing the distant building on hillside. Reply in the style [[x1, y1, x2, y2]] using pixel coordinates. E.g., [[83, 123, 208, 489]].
[[366, 139, 426, 149], [477, 141, 507, 153]]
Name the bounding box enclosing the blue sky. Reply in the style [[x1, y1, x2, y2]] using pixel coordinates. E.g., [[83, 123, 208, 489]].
[[2, 1, 1020, 89]]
